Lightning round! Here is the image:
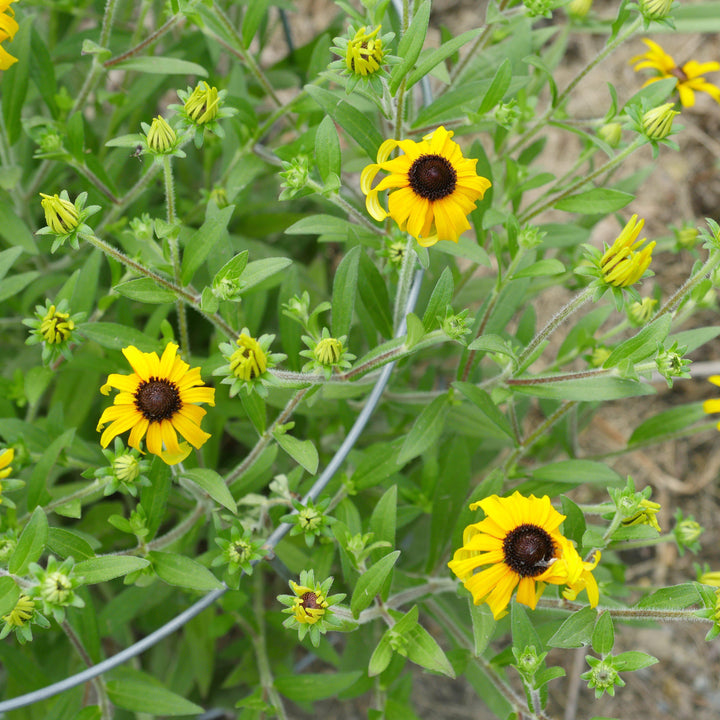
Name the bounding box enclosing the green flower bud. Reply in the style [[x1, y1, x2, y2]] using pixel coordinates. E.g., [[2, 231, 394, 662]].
[[567, 0, 592, 18], [314, 337, 343, 366], [146, 115, 176, 154], [639, 0, 673, 20], [598, 122, 622, 148], [112, 453, 141, 484], [345, 26, 385, 76], [184, 81, 220, 124], [39, 193, 79, 234], [642, 103, 680, 141], [40, 304, 75, 344], [229, 334, 268, 381]]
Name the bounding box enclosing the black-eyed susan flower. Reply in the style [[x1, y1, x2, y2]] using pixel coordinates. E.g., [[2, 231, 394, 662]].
[[361, 126, 492, 247], [541, 535, 601, 606], [97, 343, 215, 466], [449, 492, 581, 619], [703, 376, 720, 430], [329, 25, 397, 93], [278, 570, 348, 647], [0, 0, 18, 71], [631, 39, 720, 108], [600, 215, 655, 288]]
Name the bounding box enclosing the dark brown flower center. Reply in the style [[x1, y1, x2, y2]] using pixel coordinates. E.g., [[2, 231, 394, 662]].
[[502, 524, 556, 577], [670, 65, 688, 82], [301, 591, 319, 610], [408, 154, 457, 201], [134, 377, 181, 422]]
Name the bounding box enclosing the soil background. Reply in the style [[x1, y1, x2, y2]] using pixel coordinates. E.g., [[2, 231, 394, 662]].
[[262, 1, 720, 718]]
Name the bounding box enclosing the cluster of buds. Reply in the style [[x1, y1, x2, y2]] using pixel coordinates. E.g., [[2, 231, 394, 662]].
[[215, 329, 285, 398], [655, 341, 691, 387]]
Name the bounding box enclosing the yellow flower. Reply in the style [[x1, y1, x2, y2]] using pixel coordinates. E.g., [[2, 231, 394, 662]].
[[621, 498, 662, 532], [184, 81, 220, 125], [631, 38, 720, 108], [314, 337, 343, 366], [541, 536, 600, 606], [0, 448, 13, 479], [0, 0, 18, 71], [145, 115, 176, 154], [288, 580, 328, 625], [449, 492, 571, 619], [97, 343, 215, 465], [346, 26, 384, 76], [703, 376, 720, 430], [39, 193, 80, 235], [699, 570, 720, 587], [600, 214, 655, 288], [229, 333, 267, 381], [641, 102, 680, 140], [361, 126, 491, 247]]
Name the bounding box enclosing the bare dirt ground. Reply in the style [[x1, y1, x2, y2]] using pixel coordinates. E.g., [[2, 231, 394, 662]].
[[265, 1, 720, 718]]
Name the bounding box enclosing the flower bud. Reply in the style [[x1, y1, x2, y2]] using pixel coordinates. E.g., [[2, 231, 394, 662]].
[[675, 224, 698, 249], [567, 0, 592, 19], [676, 518, 703, 546], [113, 453, 141, 484], [600, 215, 655, 288], [40, 571, 73, 605], [345, 26, 384, 76], [627, 297, 657, 326], [642, 103, 680, 141], [184, 81, 220, 125], [40, 193, 79, 234], [229, 334, 268, 381], [314, 337, 343, 366], [639, 0, 673, 20], [40, 304, 75, 344], [146, 115, 176, 154], [598, 122, 622, 148]]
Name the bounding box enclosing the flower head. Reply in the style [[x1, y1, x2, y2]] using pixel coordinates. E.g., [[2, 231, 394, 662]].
[[361, 126, 491, 247], [40, 193, 79, 235], [300, 328, 355, 378], [92, 438, 151, 497], [215, 330, 285, 398], [597, 122, 622, 148], [627, 297, 657, 326], [24, 298, 85, 365], [27, 556, 85, 623], [97, 343, 215, 465], [641, 102, 680, 140], [0, 0, 18, 71], [600, 215, 655, 288], [144, 115, 177, 155], [0, 594, 50, 644], [0, 447, 13, 480], [631, 39, 720, 108], [229, 333, 267, 381], [448, 492, 597, 619], [345, 26, 385, 76], [172, 82, 235, 147], [183, 81, 220, 125]]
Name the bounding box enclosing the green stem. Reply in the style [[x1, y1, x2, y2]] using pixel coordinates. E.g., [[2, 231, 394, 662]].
[[518, 137, 645, 223], [537, 598, 711, 624], [392, 238, 418, 332], [657, 249, 720, 317], [163, 157, 190, 356], [514, 288, 593, 371], [70, 161, 120, 203], [18, 479, 109, 524], [104, 13, 182, 68]]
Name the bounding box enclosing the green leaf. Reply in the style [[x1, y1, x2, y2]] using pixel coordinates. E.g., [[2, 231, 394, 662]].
[[273, 432, 319, 475], [368, 635, 394, 677], [423, 267, 454, 332], [453, 382, 516, 442], [560, 496, 586, 548], [0, 271, 40, 303], [76, 322, 158, 352], [467, 333, 515, 356], [397, 395, 449, 465], [315, 116, 342, 184], [0, 247, 23, 283], [241, 257, 292, 293], [512, 258, 565, 279], [614, 651, 658, 671], [405, 312, 425, 349], [27, 428, 76, 510], [106, 679, 204, 716], [369, 485, 397, 549], [629, 402, 706, 446], [513, 376, 655, 401], [183, 469, 237, 513], [406, 27, 483, 89], [477, 58, 512, 114], [635, 583, 700, 610], [112, 56, 208, 76], [285, 213, 359, 238], [591, 611, 614, 656], [669, 326, 720, 354], [47, 528, 95, 561], [332, 245, 360, 338], [213, 251, 249, 286], [548, 606, 597, 648], [241, 0, 270, 47], [75, 556, 151, 585], [351, 438, 406, 490], [432, 234, 491, 267], [274, 672, 362, 703], [0, 201, 37, 254], [9, 507, 48, 576], [531, 460, 623, 488], [389, 1, 431, 94], [358, 251, 393, 338], [604, 315, 672, 366], [405, 618, 456, 677], [149, 551, 223, 591], [351, 550, 401, 617], [181, 204, 235, 285], [0, 576, 20, 617], [241, 391, 266, 435], [141, 459, 171, 541], [554, 188, 634, 214], [114, 278, 177, 304], [469, 601, 494, 657]]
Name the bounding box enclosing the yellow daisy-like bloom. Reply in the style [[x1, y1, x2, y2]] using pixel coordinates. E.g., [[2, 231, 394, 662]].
[[631, 38, 720, 108], [288, 580, 328, 625], [0, 448, 13, 480], [184, 81, 220, 125], [361, 126, 492, 247], [97, 343, 215, 466], [703, 376, 720, 430], [448, 492, 572, 619], [0, 0, 18, 71], [229, 333, 267, 381], [600, 214, 655, 288], [346, 26, 384, 76], [540, 535, 600, 607]]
